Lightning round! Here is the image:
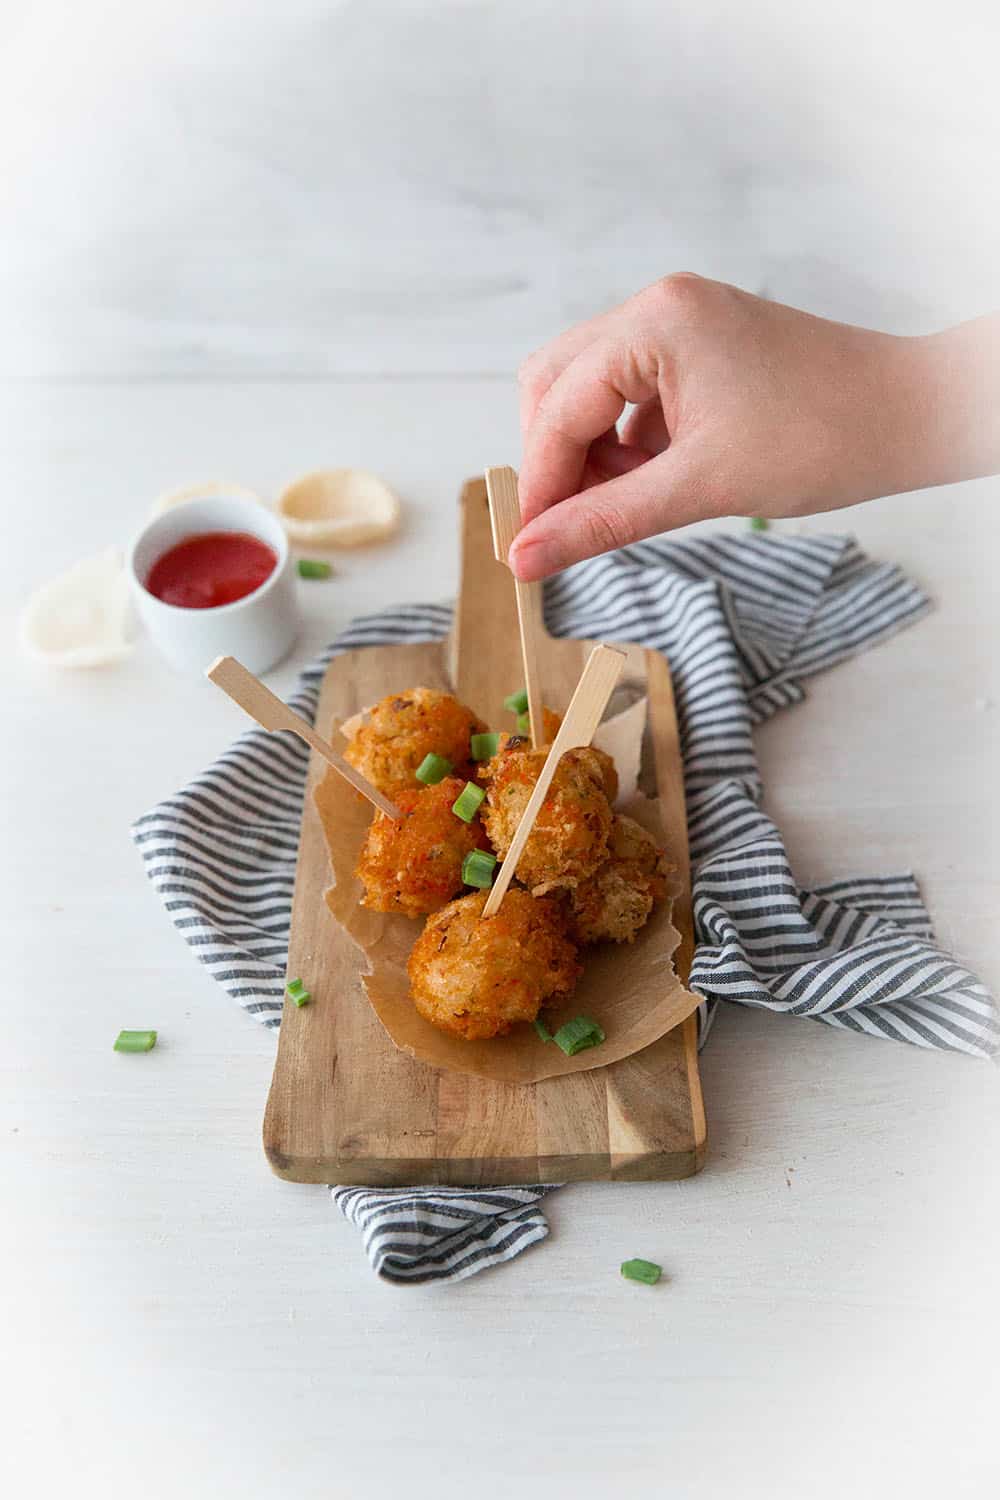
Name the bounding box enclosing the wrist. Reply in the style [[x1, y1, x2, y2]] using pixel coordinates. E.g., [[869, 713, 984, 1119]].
[[885, 317, 1000, 495]]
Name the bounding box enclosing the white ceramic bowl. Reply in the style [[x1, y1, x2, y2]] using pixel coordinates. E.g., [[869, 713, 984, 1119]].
[[128, 495, 300, 675]]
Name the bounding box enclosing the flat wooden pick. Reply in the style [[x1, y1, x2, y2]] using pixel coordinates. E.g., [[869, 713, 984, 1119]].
[[484, 465, 545, 749], [481, 642, 626, 917], [205, 655, 401, 819]]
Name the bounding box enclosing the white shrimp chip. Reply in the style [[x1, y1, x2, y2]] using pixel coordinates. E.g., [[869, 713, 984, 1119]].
[[19, 548, 134, 668], [276, 468, 401, 547]]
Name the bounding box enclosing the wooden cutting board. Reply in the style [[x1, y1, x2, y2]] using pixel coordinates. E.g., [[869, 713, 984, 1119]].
[[263, 477, 706, 1185]]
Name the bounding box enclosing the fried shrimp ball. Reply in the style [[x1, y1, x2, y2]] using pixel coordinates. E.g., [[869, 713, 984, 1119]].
[[567, 814, 673, 945], [344, 687, 485, 796], [354, 778, 491, 917], [407, 889, 580, 1040], [477, 744, 618, 894]]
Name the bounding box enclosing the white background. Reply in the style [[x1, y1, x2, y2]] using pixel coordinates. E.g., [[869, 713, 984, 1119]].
[[2, 3, 999, 1497]]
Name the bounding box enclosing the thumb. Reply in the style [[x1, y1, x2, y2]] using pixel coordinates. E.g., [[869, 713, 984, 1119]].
[[509, 449, 710, 580]]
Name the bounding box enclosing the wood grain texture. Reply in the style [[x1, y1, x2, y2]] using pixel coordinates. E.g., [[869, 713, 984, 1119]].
[[484, 465, 546, 748], [263, 641, 451, 1186], [264, 476, 705, 1185]]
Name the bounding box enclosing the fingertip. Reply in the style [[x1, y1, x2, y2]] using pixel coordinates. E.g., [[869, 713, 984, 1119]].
[[514, 464, 552, 528], [508, 533, 553, 582]]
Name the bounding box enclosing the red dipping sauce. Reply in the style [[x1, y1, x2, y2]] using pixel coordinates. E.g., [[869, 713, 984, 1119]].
[[145, 531, 277, 609]]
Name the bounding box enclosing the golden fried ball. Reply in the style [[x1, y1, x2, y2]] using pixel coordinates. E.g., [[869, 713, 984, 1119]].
[[344, 687, 485, 797], [567, 814, 673, 945], [407, 889, 580, 1040], [354, 778, 492, 918], [477, 744, 617, 893]]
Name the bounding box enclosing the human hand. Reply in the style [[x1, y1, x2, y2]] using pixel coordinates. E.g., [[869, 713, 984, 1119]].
[[510, 274, 999, 580]]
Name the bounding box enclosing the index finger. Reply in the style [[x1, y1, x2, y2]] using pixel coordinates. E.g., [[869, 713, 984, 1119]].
[[518, 331, 661, 526], [517, 303, 623, 438]]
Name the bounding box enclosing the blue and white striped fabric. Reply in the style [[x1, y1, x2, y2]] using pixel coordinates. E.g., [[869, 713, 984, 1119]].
[[133, 531, 997, 1283]]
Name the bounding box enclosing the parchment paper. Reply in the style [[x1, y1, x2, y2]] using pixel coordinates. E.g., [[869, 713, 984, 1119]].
[[315, 704, 701, 1084]]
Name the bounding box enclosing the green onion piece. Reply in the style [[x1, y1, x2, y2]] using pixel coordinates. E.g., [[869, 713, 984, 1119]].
[[113, 1029, 157, 1053], [462, 848, 497, 888], [534, 1017, 553, 1043], [415, 752, 453, 785], [452, 781, 485, 822], [553, 1016, 606, 1056], [297, 558, 333, 579], [621, 1258, 662, 1286], [286, 977, 311, 1007], [504, 688, 529, 715], [749, 516, 769, 532], [516, 711, 531, 735], [470, 731, 501, 762]]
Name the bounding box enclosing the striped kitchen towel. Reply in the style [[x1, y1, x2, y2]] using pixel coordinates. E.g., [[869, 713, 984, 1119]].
[[133, 531, 997, 1283]]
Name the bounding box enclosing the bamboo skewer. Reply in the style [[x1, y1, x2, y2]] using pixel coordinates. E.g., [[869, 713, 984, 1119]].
[[485, 465, 546, 750], [206, 655, 402, 820], [481, 643, 626, 918]]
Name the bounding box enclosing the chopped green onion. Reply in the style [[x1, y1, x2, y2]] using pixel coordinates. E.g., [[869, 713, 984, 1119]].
[[286, 977, 311, 1007], [516, 711, 531, 735], [113, 1029, 157, 1053], [415, 752, 453, 785], [297, 558, 333, 579], [553, 1016, 606, 1056], [749, 516, 769, 532], [534, 1017, 553, 1043], [504, 688, 529, 715], [452, 781, 485, 822], [621, 1258, 662, 1286], [470, 731, 501, 762], [462, 848, 497, 888]]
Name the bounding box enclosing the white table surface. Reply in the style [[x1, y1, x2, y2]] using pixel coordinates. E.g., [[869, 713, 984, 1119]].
[[3, 377, 998, 1500]]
